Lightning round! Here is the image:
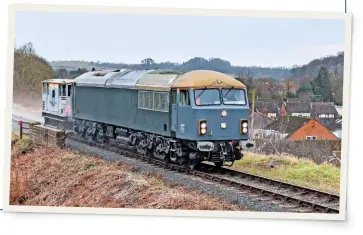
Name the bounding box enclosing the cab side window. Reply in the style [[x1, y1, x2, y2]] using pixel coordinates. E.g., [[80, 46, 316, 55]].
[[180, 90, 190, 106], [67, 85, 72, 97], [42, 83, 46, 94], [171, 90, 177, 104], [61, 85, 66, 96]]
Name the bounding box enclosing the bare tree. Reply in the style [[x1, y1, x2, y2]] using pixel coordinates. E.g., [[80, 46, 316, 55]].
[[235, 68, 254, 92], [13, 42, 53, 100]]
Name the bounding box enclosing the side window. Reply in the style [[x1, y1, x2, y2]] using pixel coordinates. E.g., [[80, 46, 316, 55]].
[[52, 89, 55, 98], [61, 85, 66, 96], [138, 90, 169, 112], [179, 90, 190, 106], [67, 85, 72, 97], [171, 90, 177, 104], [46, 83, 49, 95]]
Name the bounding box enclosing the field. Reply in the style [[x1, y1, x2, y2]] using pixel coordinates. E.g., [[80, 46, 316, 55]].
[[10, 134, 243, 210], [232, 152, 340, 194]]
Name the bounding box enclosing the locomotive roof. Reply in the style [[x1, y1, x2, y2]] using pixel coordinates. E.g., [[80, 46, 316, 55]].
[[74, 69, 245, 90], [43, 78, 76, 84], [170, 70, 246, 89]]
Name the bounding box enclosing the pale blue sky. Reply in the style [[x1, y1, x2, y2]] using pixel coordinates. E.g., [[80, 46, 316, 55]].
[[15, 12, 345, 67]]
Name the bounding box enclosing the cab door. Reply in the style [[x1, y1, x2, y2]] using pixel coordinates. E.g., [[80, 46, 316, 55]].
[[170, 89, 178, 135], [47, 83, 59, 114], [176, 89, 192, 138]]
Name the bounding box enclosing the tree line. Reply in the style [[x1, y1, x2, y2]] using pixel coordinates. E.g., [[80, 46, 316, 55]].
[[14, 42, 345, 105], [52, 57, 291, 79]]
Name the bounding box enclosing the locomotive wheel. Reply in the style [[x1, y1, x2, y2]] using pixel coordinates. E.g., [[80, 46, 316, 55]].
[[189, 160, 200, 170], [214, 162, 223, 168], [180, 158, 190, 171], [163, 155, 171, 168]]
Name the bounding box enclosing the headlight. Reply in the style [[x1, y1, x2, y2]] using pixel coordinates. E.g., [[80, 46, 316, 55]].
[[240, 119, 248, 134], [199, 120, 207, 135], [221, 123, 227, 129], [221, 111, 227, 117]]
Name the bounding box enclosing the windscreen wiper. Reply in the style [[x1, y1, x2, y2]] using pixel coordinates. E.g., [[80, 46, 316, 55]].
[[195, 87, 208, 99], [222, 86, 234, 99]]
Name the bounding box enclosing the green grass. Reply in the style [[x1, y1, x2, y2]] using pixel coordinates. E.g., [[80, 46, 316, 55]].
[[232, 152, 340, 194]]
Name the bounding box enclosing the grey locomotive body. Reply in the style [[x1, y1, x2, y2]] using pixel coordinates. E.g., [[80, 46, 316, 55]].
[[42, 69, 255, 168]]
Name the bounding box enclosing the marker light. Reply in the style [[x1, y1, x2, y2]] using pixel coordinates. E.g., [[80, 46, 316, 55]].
[[199, 120, 207, 135], [221, 111, 227, 117], [240, 119, 249, 134]]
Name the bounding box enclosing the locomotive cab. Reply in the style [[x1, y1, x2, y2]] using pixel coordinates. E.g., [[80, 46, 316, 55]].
[[41, 79, 75, 129], [170, 88, 253, 140], [169, 71, 255, 166]]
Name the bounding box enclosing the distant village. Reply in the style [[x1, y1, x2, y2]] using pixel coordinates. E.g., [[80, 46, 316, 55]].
[[250, 97, 342, 140], [249, 96, 342, 166]]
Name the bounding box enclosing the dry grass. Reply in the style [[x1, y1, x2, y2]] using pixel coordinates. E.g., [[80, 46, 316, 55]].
[[11, 133, 34, 158], [232, 152, 340, 194], [10, 139, 243, 210]]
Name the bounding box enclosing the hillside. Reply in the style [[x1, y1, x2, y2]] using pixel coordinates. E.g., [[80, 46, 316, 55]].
[[290, 52, 344, 79], [50, 57, 292, 79], [50, 52, 344, 80]]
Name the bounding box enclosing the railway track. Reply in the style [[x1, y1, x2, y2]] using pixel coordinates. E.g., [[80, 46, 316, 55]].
[[66, 133, 340, 214]]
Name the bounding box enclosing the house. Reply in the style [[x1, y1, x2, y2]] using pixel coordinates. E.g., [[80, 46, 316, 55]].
[[286, 102, 311, 118], [286, 119, 338, 141], [254, 99, 282, 120], [254, 98, 339, 122], [264, 116, 339, 141], [264, 116, 310, 139], [311, 102, 339, 120]]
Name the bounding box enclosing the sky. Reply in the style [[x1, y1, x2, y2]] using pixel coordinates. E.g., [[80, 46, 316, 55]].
[[15, 11, 345, 67]]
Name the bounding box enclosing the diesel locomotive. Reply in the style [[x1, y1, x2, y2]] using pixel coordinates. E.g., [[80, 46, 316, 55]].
[[41, 69, 255, 169]]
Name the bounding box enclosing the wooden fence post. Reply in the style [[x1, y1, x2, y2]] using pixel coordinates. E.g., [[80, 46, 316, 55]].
[[18, 121, 23, 139]]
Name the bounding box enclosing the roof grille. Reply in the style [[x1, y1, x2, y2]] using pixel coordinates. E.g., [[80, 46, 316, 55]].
[[93, 72, 108, 76]]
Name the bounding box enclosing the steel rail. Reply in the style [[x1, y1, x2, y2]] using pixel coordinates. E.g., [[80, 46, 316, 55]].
[[66, 133, 339, 214]]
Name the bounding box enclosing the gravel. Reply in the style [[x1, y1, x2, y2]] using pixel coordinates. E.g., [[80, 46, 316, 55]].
[[66, 138, 288, 212]]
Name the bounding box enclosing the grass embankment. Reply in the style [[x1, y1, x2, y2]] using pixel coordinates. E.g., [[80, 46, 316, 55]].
[[10, 134, 243, 210], [232, 152, 340, 194]]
